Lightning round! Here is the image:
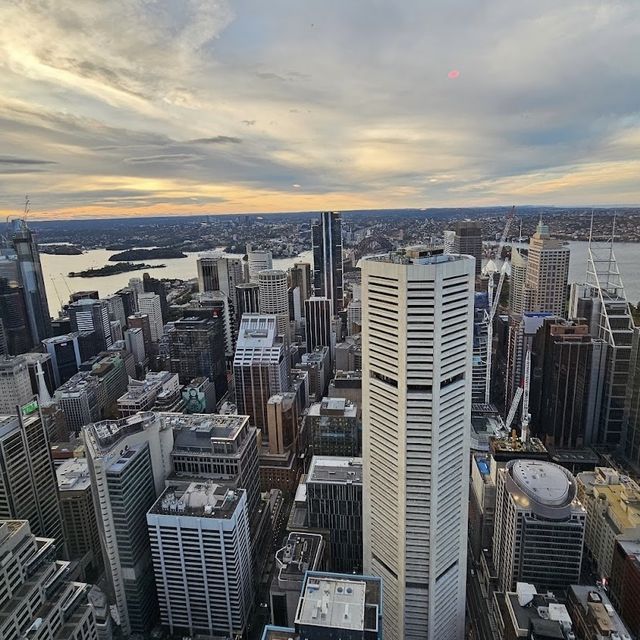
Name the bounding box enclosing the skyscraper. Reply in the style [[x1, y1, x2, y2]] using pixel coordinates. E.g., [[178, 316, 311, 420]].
[[236, 281, 260, 319], [0, 410, 65, 550], [0, 355, 33, 414], [197, 254, 244, 297], [508, 247, 528, 313], [42, 333, 84, 387], [362, 253, 474, 640], [0, 277, 32, 354], [258, 269, 290, 339], [247, 247, 273, 282], [84, 412, 174, 636], [147, 483, 254, 638], [169, 316, 227, 400], [493, 459, 586, 592], [0, 520, 97, 640], [234, 315, 289, 432], [452, 220, 482, 276], [10, 218, 52, 343], [312, 211, 344, 314], [523, 221, 570, 316], [305, 296, 333, 355], [137, 292, 164, 341], [530, 317, 607, 447], [68, 298, 113, 351]]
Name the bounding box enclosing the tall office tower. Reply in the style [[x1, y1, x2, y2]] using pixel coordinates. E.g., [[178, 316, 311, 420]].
[[169, 316, 227, 400], [234, 314, 289, 432], [261, 392, 301, 493], [0, 355, 33, 413], [361, 253, 474, 640], [530, 318, 607, 447], [115, 286, 137, 317], [306, 456, 363, 573], [297, 347, 331, 402], [137, 292, 163, 341], [128, 276, 144, 299], [452, 220, 482, 276], [191, 292, 236, 359], [0, 411, 65, 547], [84, 412, 174, 636], [55, 373, 101, 431], [468, 454, 497, 563], [312, 211, 344, 313], [290, 261, 313, 322], [57, 457, 103, 578], [143, 272, 169, 320], [509, 247, 528, 313], [104, 293, 127, 330], [43, 333, 84, 387], [523, 221, 570, 315], [68, 298, 113, 350], [258, 269, 291, 339], [305, 296, 333, 354], [147, 482, 254, 638], [0, 520, 97, 640], [248, 247, 273, 282], [168, 413, 261, 516], [569, 243, 634, 446], [443, 229, 456, 254], [493, 459, 586, 592], [305, 397, 360, 457], [346, 299, 362, 335], [236, 282, 260, 323], [576, 467, 640, 580], [10, 218, 52, 343], [627, 328, 640, 468], [197, 255, 244, 296], [128, 312, 153, 353], [472, 292, 489, 403], [294, 571, 383, 640], [0, 277, 32, 354], [197, 254, 219, 292], [270, 532, 325, 628], [335, 335, 362, 372], [124, 326, 146, 369]]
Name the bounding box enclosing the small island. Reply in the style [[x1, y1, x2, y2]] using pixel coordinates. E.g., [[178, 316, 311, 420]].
[[108, 247, 187, 261], [39, 244, 83, 255], [69, 262, 166, 278]]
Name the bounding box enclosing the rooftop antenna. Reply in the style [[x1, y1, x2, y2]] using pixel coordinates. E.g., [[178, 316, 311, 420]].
[[23, 195, 30, 220]]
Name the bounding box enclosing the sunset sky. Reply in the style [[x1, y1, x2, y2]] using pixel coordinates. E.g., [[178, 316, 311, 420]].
[[1, 0, 639, 220]]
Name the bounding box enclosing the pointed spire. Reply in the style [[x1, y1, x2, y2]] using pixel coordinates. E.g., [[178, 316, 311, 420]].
[[35, 360, 53, 406]]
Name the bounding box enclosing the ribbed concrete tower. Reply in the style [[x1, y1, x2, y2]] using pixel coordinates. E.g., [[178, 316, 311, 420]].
[[362, 253, 474, 640]]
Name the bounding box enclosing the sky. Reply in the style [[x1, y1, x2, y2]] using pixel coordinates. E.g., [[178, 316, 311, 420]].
[[1, 0, 639, 220]]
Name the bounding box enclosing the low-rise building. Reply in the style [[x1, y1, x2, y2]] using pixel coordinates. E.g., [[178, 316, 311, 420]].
[[577, 467, 640, 579], [305, 397, 360, 457], [609, 539, 640, 638], [566, 585, 632, 640]]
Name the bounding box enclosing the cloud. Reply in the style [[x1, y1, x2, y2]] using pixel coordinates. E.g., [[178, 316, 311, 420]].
[[0, 0, 639, 218], [124, 154, 199, 164], [0, 156, 56, 165], [187, 136, 242, 144]]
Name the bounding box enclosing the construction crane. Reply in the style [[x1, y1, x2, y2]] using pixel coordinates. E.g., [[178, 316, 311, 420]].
[[503, 349, 531, 441], [483, 206, 516, 403]]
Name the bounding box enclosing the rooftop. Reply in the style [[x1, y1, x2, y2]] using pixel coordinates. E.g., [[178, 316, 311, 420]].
[[150, 482, 244, 519], [307, 456, 363, 485], [85, 411, 158, 451], [295, 573, 380, 633], [275, 532, 324, 582], [56, 457, 91, 492], [568, 585, 632, 638], [307, 397, 357, 418], [510, 460, 572, 507], [166, 413, 249, 447], [260, 627, 298, 640]]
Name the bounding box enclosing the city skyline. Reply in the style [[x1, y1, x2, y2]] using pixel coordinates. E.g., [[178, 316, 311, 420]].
[[2, 1, 640, 219]]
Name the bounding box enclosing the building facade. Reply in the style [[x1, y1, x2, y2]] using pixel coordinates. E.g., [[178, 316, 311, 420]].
[[362, 253, 474, 640], [312, 211, 344, 314]]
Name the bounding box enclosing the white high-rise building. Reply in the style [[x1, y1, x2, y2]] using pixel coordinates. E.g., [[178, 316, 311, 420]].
[[258, 269, 290, 339], [137, 292, 164, 342], [0, 355, 32, 414], [247, 247, 273, 282], [362, 253, 474, 640], [84, 412, 174, 636], [147, 482, 253, 638]]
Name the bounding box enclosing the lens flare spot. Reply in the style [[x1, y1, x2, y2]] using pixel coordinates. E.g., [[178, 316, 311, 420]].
[[448, 70, 460, 79]]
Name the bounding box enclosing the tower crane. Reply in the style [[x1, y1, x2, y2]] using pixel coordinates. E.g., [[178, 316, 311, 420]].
[[503, 348, 531, 442], [484, 206, 516, 403]]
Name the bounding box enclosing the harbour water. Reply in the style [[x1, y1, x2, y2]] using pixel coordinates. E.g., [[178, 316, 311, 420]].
[[40, 241, 640, 317], [41, 249, 313, 316]]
